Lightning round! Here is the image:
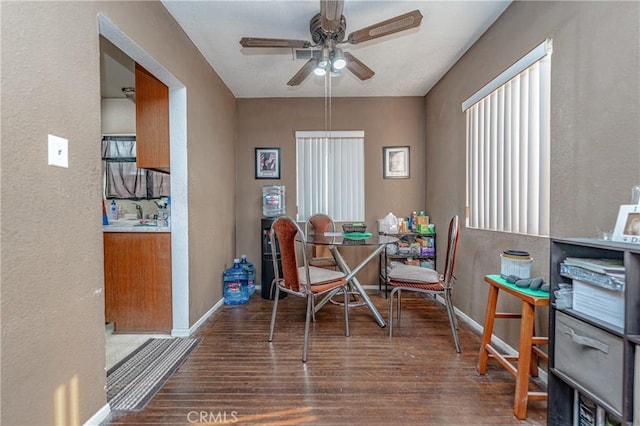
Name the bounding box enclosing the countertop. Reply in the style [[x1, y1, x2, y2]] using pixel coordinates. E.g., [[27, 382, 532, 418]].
[[103, 219, 170, 233]]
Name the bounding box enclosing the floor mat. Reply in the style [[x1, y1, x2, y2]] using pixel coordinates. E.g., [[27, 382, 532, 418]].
[[106, 337, 201, 412]]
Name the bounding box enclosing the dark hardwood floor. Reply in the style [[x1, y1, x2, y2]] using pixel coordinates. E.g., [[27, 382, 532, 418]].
[[105, 291, 547, 425]]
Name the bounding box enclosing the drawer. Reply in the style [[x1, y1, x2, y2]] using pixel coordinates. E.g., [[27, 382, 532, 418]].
[[555, 311, 623, 413]]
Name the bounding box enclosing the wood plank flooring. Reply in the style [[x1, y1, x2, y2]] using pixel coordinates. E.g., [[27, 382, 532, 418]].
[[104, 292, 547, 425]]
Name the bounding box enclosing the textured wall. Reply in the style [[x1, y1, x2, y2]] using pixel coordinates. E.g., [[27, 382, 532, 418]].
[[425, 1, 640, 349], [0, 1, 236, 424], [236, 97, 426, 286]]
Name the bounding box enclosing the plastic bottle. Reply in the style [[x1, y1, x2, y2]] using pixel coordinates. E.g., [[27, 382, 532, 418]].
[[223, 259, 249, 305], [383, 212, 398, 234], [411, 211, 418, 232], [109, 200, 118, 222], [240, 254, 256, 296], [262, 185, 285, 217], [166, 196, 171, 227]]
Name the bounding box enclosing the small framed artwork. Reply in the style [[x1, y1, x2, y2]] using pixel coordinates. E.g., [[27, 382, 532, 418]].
[[255, 147, 280, 179], [383, 146, 410, 179], [612, 204, 640, 244]]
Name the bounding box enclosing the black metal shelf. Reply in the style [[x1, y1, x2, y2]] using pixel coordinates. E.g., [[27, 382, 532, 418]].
[[378, 233, 436, 297]]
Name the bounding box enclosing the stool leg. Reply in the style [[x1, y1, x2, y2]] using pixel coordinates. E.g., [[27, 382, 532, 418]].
[[529, 323, 539, 378], [477, 285, 499, 375], [514, 301, 535, 419]]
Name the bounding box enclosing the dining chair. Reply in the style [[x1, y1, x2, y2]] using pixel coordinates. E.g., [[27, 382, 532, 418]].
[[269, 216, 350, 362], [387, 215, 461, 352], [304, 213, 338, 270]]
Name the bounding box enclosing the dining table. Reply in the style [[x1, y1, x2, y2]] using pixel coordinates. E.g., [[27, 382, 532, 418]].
[[306, 232, 399, 328]]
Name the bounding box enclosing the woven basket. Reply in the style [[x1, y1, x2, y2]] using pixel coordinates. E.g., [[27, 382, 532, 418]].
[[342, 223, 367, 233]]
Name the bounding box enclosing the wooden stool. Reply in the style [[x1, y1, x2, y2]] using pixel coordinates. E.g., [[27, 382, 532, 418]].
[[477, 274, 549, 419]]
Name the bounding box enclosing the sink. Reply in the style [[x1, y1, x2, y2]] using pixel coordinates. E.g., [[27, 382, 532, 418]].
[[107, 219, 147, 227]]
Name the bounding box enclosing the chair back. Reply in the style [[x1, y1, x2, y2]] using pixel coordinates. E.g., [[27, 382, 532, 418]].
[[442, 215, 460, 288], [271, 216, 307, 292], [305, 213, 335, 236]]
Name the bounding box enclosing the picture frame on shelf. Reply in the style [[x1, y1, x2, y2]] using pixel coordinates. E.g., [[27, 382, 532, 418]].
[[612, 204, 640, 244], [383, 146, 410, 179], [255, 147, 280, 179]]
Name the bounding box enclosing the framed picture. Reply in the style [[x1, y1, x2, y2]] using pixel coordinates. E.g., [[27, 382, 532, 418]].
[[612, 204, 640, 244], [383, 146, 410, 179], [255, 147, 280, 179]]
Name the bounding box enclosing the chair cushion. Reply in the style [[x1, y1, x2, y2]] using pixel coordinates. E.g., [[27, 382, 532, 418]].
[[299, 266, 345, 285], [309, 257, 337, 268], [388, 264, 440, 284]]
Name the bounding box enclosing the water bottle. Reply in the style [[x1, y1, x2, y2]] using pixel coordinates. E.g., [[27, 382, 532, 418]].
[[223, 259, 249, 305], [262, 185, 285, 217], [240, 254, 256, 296], [109, 200, 118, 222]]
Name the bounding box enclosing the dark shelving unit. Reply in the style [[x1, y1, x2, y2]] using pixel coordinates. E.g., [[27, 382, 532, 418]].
[[548, 237, 640, 426]]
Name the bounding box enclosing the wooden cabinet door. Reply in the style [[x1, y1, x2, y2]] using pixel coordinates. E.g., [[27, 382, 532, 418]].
[[104, 233, 172, 332], [135, 63, 170, 173]]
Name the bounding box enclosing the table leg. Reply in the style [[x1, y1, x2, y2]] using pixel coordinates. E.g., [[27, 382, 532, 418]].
[[514, 301, 535, 419], [477, 284, 499, 374], [315, 245, 387, 328]]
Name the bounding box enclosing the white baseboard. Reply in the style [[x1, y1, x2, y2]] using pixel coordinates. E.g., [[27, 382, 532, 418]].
[[84, 403, 110, 426], [172, 298, 224, 337], [367, 284, 548, 384]]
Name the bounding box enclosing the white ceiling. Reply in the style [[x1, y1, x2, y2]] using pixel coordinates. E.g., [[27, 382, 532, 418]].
[[161, 0, 511, 98]]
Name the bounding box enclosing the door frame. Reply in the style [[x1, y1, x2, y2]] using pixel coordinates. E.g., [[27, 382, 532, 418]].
[[98, 14, 190, 336]]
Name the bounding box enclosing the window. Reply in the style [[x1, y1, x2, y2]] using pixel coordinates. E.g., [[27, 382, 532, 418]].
[[296, 131, 364, 222], [102, 136, 170, 199], [463, 40, 552, 236]]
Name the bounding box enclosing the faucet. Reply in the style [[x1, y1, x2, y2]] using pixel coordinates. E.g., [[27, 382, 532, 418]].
[[133, 203, 143, 220]]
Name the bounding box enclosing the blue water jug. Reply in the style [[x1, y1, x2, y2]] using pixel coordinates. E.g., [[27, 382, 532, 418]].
[[240, 254, 256, 296], [223, 259, 249, 305]]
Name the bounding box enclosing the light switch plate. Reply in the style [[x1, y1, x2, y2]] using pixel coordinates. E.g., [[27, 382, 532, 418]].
[[48, 134, 68, 168]]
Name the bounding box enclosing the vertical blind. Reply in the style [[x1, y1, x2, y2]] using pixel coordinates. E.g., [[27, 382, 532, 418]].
[[463, 40, 552, 236], [296, 131, 364, 222]]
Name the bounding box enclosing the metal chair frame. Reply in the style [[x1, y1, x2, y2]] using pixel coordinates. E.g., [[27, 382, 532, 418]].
[[268, 215, 350, 362], [388, 215, 461, 353]]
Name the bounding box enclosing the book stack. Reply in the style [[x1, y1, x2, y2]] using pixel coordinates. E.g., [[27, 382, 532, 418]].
[[560, 257, 625, 291]]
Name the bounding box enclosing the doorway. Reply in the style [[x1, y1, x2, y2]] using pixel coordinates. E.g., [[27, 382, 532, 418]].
[[98, 14, 190, 362]]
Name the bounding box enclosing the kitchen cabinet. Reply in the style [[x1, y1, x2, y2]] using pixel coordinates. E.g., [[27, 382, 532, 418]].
[[104, 232, 172, 333], [135, 63, 170, 173], [548, 238, 639, 425]]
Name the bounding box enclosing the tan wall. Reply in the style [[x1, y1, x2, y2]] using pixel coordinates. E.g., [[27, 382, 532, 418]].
[[425, 1, 640, 349], [1, 1, 236, 424], [236, 97, 426, 286]]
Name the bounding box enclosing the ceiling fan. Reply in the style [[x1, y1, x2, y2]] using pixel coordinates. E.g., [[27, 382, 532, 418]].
[[239, 0, 423, 86]]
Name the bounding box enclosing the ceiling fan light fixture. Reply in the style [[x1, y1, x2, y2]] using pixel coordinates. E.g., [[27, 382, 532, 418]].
[[314, 66, 327, 76], [332, 48, 346, 70], [318, 48, 331, 69]]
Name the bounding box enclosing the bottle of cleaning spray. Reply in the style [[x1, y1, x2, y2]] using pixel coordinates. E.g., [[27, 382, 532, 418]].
[[109, 200, 118, 222]]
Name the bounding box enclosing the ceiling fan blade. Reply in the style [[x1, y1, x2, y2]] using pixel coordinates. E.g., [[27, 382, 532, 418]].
[[287, 58, 317, 86], [240, 37, 311, 49], [347, 10, 423, 45], [320, 0, 344, 33], [344, 52, 374, 81]]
